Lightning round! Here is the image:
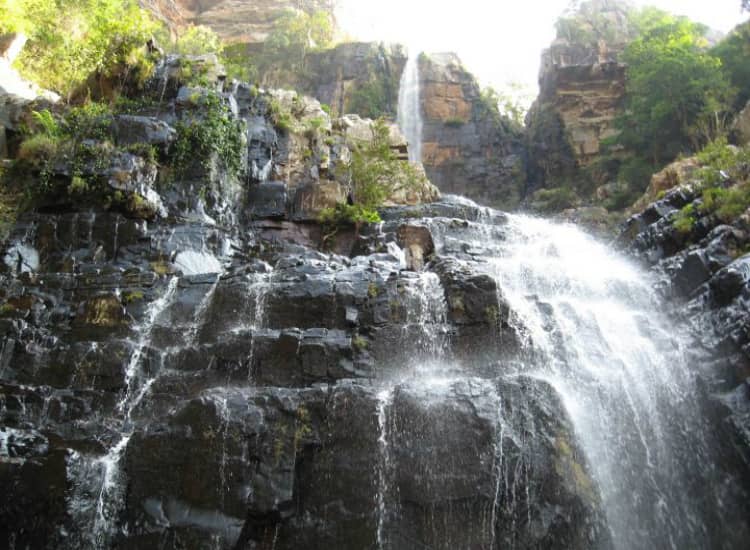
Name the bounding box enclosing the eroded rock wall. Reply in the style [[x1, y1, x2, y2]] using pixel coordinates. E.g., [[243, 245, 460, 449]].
[[419, 53, 527, 210], [140, 0, 335, 43]]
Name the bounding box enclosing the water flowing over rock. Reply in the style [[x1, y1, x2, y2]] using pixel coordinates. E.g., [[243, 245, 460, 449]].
[[397, 53, 423, 164], [1, 38, 749, 548], [2, 169, 749, 548]]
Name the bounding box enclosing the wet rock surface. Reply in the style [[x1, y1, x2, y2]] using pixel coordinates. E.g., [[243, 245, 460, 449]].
[[0, 167, 606, 549], [619, 184, 750, 476], [2, 48, 750, 550]]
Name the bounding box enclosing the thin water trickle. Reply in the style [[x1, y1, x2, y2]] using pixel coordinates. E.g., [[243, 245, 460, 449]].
[[84, 276, 180, 546]]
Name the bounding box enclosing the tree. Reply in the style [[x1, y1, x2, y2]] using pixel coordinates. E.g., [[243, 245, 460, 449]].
[[617, 8, 734, 164], [172, 25, 223, 56], [712, 21, 750, 111], [261, 9, 334, 76], [0, 0, 159, 98]]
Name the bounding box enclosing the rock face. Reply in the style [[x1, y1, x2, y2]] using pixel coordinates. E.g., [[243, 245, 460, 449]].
[[618, 177, 750, 472], [269, 45, 526, 210], [419, 53, 527, 209], [0, 56, 610, 548], [525, 0, 632, 193], [140, 0, 335, 43], [270, 42, 407, 119]]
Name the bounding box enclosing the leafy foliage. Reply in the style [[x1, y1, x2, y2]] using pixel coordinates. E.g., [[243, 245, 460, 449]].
[[554, 0, 636, 45], [346, 80, 390, 119], [261, 9, 334, 76], [616, 9, 735, 163], [671, 140, 750, 232], [0, 0, 160, 98], [530, 186, 577, 213], [711, 21, 750, 111], [172, 92, 245, 180], [321, 119, 425, 226], [171, 25, 223, 56]]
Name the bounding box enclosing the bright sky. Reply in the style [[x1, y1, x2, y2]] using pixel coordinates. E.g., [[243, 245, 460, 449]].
[[336, 0, 748, 95]]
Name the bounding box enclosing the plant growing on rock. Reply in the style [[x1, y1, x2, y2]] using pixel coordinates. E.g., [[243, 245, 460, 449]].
[[320, 119, 425, 234], [172, 91, 245, 180], [1, 0, 160, 99]]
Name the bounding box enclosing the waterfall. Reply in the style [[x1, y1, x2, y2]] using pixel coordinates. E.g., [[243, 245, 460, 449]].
[[475, 213, 741, 549], [397, 53, 423, 164]]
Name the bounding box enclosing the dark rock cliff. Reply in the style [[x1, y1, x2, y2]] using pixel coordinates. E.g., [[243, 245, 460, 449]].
[[419, 53, 527, 210], [0, 53, 604, 550]]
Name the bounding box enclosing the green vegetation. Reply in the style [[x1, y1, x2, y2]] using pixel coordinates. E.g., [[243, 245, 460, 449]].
[[221, 43, 259, 83], [0, 0, 159, 98], [346, 80, 390, 119], [711, 21, 750, 112], [320, 119, 425, 229], [617, 8, 734, 164], [671, 140, 750, 233], [673, 203, 697, 234], [555, 0, 635, 45], [530, 186, 577, 213], [258, 9, 334, 78], [172, 92, 245, 179], [169, 25, 223, 56]]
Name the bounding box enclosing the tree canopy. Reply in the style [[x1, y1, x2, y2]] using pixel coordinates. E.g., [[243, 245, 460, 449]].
[[0, 0, 159, 98], [616, 8, 734, 164]]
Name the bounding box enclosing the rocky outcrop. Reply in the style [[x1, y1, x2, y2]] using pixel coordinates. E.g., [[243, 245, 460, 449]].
[[269, 42, 407, 119], [418, 53, 527, 209], [618, 166, 750, 474], [140, 0, 335, 43], [525, 0, 633, 194]]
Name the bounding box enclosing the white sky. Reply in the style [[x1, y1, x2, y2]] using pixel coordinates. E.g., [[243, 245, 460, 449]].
[[335, 0, 748, 95]]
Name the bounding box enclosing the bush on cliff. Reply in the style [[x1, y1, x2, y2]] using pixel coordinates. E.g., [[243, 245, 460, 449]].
[[0, 0, 159, 99], [320, 119, 424, 228]]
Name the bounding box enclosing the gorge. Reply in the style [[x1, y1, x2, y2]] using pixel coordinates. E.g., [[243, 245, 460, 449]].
[[1, 1, 750, 549]]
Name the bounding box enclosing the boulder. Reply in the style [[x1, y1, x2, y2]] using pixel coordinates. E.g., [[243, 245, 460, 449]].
[[291, 181, 347, 221], [113, 115, 177, 150], [396, 224, 435, 271], [247, 181, 288, 219]]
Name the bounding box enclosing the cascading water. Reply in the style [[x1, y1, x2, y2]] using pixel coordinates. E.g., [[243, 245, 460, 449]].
[[397, 53, 423, 164], [474, 213, 743, 549]]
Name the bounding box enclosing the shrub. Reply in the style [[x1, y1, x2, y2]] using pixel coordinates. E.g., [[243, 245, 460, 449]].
[[531, 186, 577, 212], [2, 0, 160, 98], [172, 91, 245, 179], [322, 119, 425, 228], [17, 134, 62, 164], [347, 80, 390, 119], [673, 203, 697, 233]]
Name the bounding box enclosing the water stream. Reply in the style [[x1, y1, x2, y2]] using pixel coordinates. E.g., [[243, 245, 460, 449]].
[[397, 52, 423, 164]]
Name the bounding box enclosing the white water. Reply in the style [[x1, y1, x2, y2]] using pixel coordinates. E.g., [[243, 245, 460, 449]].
[[397, 53, 423, 164], [86, 276, 180, 546], [478, 214, 722, 549]]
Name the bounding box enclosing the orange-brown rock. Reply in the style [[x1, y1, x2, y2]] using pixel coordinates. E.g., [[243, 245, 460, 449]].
[[418, 53, 527, 209], [140, 0, 335, 43]]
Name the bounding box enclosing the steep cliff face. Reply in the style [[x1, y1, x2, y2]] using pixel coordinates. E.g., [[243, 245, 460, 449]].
[[419, 53, 527, 210], [525, 0, 633, 193], [140, 0, 335, 42], [268, 42, 407, 119]]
